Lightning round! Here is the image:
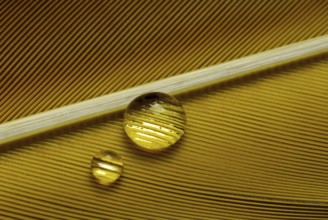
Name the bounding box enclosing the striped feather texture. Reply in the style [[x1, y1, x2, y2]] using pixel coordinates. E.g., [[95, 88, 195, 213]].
[[1, 0, 328, 219]]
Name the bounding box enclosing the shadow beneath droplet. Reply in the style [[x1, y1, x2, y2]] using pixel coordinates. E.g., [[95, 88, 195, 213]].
[[88, 171, 124, 193]]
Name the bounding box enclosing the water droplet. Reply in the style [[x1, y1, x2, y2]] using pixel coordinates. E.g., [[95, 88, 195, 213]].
[[124, 92, 186, 152], [90, 150, 123, 186]]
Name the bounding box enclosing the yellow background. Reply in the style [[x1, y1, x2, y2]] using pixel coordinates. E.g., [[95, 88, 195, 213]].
[[1, 1, 327, 219]]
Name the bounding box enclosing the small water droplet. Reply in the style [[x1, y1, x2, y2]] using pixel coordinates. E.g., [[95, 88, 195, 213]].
[[91, 150, 123, 186], [124, 92, 186, 152]]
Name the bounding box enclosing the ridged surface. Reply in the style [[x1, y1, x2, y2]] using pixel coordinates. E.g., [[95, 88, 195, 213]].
[[1, 0, 327, 122], [1, 0, 328, 219]]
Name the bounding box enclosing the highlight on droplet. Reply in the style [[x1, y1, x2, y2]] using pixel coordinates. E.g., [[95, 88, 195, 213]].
[[123, 92, 186, 152], [90, 150, 124, 186]]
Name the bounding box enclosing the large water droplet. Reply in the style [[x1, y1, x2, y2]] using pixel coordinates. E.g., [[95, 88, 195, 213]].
[[124, 92, 186, 152], [91, 150, 123, 186]]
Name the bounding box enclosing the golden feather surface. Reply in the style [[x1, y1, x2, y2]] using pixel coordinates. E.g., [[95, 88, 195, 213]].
[[1, 0, 328, 219]]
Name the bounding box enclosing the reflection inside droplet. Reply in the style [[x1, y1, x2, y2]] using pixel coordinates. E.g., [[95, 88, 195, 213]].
[[90, 150, 123, 186], [123, 92, 186, 152]]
